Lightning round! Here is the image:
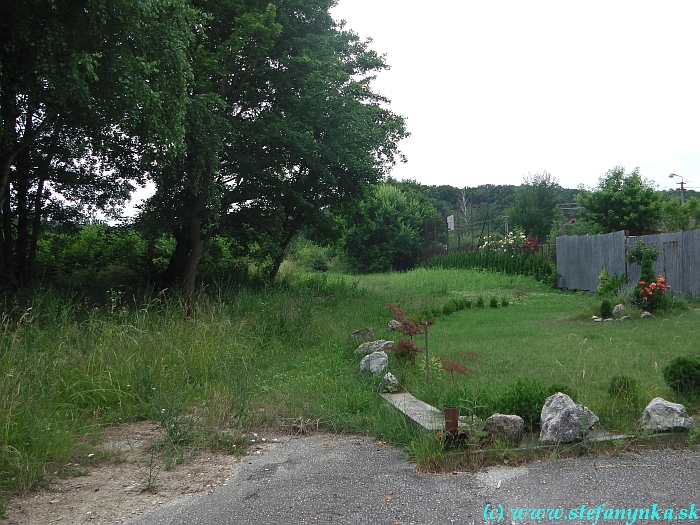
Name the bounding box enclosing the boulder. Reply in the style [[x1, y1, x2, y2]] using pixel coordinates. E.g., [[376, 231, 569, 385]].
[[349, 327, 374, 341], [387, 319, 402, 331], [359, 351, 388, 375], [640, 311, 654, 318], [641, 397, 693, 431], [612, 304, 626, 315], [354, 339, 393, 355], [379, 372, 399, 392], [617, 315, 632, 321], [484, 414, 525, 445], [539, 392, 599, 444]]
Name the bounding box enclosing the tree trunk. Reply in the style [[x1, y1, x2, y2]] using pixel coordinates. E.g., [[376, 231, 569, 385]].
[[266, 214, 302, 285], [1, 184, 13, 287], [26, 178, 45, 284]]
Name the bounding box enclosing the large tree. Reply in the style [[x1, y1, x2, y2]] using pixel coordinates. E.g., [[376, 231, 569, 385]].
[[662, 197, 699, 232], [575, 167, 662, 235], [510, 171, 561, 242], [0, 0, 195, 286], [142, 0, 407, 304]]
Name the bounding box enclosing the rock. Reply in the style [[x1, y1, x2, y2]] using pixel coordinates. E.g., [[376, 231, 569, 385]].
[[641, 397, 693, 431], [359, 351, 388, 375], [603, 318, 613, 322], [386, 319, 402, 331], [379, 372, 399, 392], [640, 311, 654, 318], [539, 393, 599, 444], [484, 414, 525, 445], [617, 315, 632, 321], [349, 327, 374, 341], [612, 304, 626, 315], [354, 340, 393, 355]]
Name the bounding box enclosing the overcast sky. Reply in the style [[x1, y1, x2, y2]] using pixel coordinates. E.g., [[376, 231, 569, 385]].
[[330, 0, 700, 192]]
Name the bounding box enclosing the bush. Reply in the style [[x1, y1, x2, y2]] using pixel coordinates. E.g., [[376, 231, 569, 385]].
[[489, 297, 498, 308], [626, 241, 660, 265], [600, 299, 613, 319], [310, 255, 330, 272], [494, 377, 549, 430], [663, 356, 700, 398], [476, 297, 485, 308], [597, 267, 627, 296], [548, 383, 578, 402]]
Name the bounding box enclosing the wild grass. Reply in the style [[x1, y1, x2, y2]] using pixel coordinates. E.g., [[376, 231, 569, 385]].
[[1, 268, 698, 501]]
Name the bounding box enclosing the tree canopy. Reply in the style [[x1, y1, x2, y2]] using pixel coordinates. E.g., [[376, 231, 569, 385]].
[[575, 167, 662, 235], [510, 171, 561, 242], [134, 0, 408, 305], [0, 0, 195, 286]]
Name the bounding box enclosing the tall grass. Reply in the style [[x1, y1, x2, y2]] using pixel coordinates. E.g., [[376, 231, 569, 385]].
[[1, 269, 698, 500]]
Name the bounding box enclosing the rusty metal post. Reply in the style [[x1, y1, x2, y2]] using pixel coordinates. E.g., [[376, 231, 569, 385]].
[[444, 407, 458, 437]]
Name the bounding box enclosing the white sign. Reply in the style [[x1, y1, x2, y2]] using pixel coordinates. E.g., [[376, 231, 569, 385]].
[[447, 215, 455, 231]]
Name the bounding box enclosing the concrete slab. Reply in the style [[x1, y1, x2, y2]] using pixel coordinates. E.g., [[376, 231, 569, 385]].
[[380, 392, 444, 431]]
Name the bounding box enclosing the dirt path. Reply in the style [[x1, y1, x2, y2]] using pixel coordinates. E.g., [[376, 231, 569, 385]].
[[4, 421, 279, 525]]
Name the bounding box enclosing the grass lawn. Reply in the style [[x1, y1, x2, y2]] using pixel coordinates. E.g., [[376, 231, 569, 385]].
[[1, 267, 698, 501]]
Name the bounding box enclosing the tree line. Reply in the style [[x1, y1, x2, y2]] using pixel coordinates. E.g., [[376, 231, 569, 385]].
[[1, 0, 407, 305], [2, 2, 696, 299]]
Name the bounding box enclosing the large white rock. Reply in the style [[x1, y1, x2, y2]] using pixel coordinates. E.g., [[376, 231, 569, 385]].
[[359, 351, 388, 375], [354, 340, 393, 355], [539, 392, 599, 444], [641, 397, 693, 431]]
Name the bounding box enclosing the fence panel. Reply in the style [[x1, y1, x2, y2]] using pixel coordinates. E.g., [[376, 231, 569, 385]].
[[558, 230, 700, 296], [556, 231, 626, 291]]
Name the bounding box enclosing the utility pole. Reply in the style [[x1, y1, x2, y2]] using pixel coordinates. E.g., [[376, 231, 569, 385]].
[[669, 173, 686, 205]]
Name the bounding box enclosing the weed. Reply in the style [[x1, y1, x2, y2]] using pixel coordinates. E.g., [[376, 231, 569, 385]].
[[139, 446, 163, 493], [607, 375, 639, 406], [406, 433, 449, 472]]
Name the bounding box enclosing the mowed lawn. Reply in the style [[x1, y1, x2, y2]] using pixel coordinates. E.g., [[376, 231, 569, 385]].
[[354, 268, 700, 421]]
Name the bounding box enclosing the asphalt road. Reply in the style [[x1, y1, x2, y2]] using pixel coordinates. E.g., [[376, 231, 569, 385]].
[[126, 434, 699, 525]]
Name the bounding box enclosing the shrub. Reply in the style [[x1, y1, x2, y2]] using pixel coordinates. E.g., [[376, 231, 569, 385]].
[[626, 241, 660, 265], [385, 303, 426, 364], [607, 375, 639, 405], [494, 377, 549, 430], [600, 299, 613, 319], [663, 356, 700, 398], [548, 383, 578, 402], [489, 297, 498, 308], [476, 297, 485, 308], [310, 255, 330, 272], [597, 267, 627, 296], [500, 297, 509, 307]]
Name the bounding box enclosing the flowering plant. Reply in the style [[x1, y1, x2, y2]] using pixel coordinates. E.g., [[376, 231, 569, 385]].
[[481, 230, 539, 255], [634, 274, 670, 312]]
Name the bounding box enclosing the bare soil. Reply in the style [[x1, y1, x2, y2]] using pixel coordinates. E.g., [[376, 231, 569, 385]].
[[4, 421, 279, 525]]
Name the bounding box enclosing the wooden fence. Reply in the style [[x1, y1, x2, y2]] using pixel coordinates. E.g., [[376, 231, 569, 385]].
[[556, 230, 700, 296]]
